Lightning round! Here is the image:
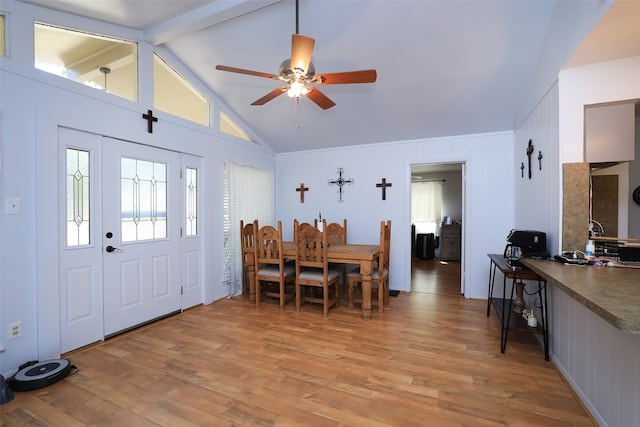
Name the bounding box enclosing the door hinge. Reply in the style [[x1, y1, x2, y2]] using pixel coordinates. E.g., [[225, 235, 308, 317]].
[[181, 286, 184, 295], [180, 169, 183, 179], [180, 227, 183, 237]]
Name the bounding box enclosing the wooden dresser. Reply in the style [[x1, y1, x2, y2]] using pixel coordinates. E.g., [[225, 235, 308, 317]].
[[440, 223, 461, 260]]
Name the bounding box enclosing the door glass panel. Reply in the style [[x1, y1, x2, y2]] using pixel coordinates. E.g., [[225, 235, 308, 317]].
[[185, 167, 198, 236], [66, 148, 90, 246], [121, 157, 167, 242]]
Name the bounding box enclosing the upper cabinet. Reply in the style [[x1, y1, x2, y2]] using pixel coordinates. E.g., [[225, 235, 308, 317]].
[[585, 101, 636, 163]]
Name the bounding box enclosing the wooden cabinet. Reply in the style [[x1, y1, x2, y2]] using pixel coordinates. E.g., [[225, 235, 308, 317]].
[[440, 223, 461, 261]]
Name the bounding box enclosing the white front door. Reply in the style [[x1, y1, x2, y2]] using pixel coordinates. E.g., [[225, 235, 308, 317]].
[[59, 128, 104, 353], [102, 138, 182, 336]]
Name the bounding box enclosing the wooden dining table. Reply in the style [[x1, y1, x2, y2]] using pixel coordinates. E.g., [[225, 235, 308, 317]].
[[247, 242, 380, 319]]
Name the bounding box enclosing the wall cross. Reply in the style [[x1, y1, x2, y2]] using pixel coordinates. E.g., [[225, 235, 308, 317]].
[[526, 139, 534, 179], [142, 109, 158, 133], [296, 183, 309, 203], [328, 167, 354, 202], [376, 178, 392, 200]]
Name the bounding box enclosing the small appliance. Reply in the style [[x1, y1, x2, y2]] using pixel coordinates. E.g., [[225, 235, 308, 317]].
[[506, 230, 548, 258]]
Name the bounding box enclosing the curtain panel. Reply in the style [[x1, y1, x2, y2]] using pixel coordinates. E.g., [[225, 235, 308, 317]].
[[223, 162, 275, 297]]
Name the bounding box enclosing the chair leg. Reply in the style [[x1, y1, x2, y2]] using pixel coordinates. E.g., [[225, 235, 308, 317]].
[[280, 282, 285, 310], [323, 284, 329, 318], [295, 283, 301, 313], [256, 280, 261, 307]]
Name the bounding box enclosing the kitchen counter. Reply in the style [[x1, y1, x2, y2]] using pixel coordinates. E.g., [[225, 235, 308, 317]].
[[521, 258, 640, 334]]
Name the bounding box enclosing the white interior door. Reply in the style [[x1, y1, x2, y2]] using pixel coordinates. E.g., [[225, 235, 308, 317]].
[[102, 138, 182, 336]]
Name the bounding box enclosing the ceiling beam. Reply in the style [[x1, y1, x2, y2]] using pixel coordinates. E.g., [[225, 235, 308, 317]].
[[144, 0, 283, 46]]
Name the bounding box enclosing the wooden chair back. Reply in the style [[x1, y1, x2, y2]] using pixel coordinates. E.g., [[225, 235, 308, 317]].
[[294, 220, 328, 269], [254, 221, 285, 266], [240, 220, 256, 295], [294, 219, 339, 317], [325, 219, 347, 246], [253, 220, 294, 309]]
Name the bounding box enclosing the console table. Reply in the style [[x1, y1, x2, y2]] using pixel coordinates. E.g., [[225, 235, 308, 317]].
[[487, 254, 549, 360]]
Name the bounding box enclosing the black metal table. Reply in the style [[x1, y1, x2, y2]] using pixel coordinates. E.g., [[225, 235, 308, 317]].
[[487, 254, 549, 360]]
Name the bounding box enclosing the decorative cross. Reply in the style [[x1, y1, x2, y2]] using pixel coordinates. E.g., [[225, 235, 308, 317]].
[[538, 150, 543, 170], [376, 178, 392, 201], [296, 183, 309, 203], [328, 167, 354, 202], [142, 109, 158, 133], [526, 139, 534, 179]]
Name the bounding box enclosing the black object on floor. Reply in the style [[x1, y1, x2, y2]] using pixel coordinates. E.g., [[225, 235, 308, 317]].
[[9, 359, 74, 392], [0, 375, 14, 404], [389, 290, 400, 297]]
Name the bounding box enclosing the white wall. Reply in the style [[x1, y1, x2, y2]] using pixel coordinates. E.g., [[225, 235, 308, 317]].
[[514, 81, 560, 254], [275, 132, 515, 300], [531, 57, 640, 427], [559, 56, 640, 164], [0, 1, 277, 374]]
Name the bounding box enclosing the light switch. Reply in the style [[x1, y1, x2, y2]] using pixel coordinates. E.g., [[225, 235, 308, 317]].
[[6, 198, 21, 215]]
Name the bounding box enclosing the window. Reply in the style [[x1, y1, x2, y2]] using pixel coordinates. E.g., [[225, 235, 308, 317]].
[[185, 167, 198, 237], [66, 148, 91, 246], [121, 157, 167, 242], [34, 22, 138, 101], [223, 162, 274, 296], [0, 14, 6, 57], [154, 54, 210, 126], [411, 181, 443, 236], [220, 110, 255, 142]]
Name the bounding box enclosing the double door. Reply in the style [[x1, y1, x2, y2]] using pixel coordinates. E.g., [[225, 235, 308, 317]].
[[59, 128, 201, 353]]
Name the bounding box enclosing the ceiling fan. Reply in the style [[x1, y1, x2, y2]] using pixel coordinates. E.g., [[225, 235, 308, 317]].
[[215, 0, 377, 110]]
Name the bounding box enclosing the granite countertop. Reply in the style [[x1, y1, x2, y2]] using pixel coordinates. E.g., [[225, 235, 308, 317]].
[[521, 258, 640, 334]]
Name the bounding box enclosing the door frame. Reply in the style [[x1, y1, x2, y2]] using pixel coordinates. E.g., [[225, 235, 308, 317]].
[[408, 162, 466, 295], [36, 106, 206, 358]]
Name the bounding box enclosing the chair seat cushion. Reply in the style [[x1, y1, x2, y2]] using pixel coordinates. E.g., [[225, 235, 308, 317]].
[[258, 264, 295, 277], [299, 268, 340, 281]]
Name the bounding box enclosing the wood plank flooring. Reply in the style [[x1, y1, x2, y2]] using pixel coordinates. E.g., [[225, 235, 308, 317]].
[[1, 261, 595, 426]]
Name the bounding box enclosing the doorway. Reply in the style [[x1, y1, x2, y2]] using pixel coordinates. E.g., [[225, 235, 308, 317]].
[[410, 163, 464, 295], [58, 128, 201, 353]]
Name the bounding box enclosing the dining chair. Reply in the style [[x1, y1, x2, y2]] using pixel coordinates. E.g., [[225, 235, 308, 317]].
[[324, 219, 353, 288], [253, 220, 295, 309], [294, 219, 340, 317], [348, 220, 392, 312], [240, 220, 256, 297]]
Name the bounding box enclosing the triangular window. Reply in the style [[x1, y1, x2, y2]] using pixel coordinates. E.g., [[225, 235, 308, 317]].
[[154, 54, 210, 126]]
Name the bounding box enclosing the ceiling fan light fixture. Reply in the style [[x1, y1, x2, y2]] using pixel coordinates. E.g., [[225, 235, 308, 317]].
[[287, 80, 308, 98]]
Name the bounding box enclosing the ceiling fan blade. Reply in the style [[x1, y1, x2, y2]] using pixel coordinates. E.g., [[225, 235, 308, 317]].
[[251, 87, 287, 106], [291, 34, 315, 74], [305, 87, 336, 110], [216, 65, 279, 80], [313, 69, 377, 85]]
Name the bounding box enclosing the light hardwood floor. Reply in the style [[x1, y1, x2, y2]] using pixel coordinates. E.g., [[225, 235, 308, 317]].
[[1, 262, 595, 426]]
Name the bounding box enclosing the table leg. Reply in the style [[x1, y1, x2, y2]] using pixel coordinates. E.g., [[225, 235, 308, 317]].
[[360, 260, 373, 320], [487, 261, 497, 316]]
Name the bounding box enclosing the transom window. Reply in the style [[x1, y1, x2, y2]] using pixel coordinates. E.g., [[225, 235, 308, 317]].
[[154, 54, 210, 126], [0, 14, 6, 57], [220, 110, 255, 143], [34, 22, 138, 101]]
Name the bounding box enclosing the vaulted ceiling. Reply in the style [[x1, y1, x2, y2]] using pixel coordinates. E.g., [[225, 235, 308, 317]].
[[14, 0, 640, 153]]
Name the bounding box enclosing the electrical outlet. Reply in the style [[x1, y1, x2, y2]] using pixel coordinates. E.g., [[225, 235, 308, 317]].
[[9, 321, 22, 339]]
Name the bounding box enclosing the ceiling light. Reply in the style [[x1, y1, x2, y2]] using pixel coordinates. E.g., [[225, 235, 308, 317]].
[[287, 80, 308, 98]]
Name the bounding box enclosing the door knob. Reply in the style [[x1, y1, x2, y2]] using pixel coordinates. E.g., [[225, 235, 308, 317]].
[[105, 245, 120, 253]]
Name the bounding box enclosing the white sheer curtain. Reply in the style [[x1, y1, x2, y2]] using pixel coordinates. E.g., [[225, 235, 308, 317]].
[[411, 181, 443, 235], [223, 162, 275, 297]]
